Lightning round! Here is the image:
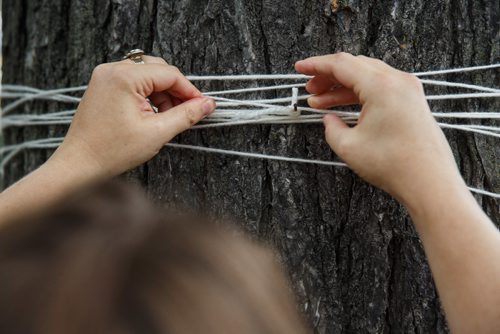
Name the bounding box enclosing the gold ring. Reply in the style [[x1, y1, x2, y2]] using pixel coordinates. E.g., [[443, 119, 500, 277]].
[[124, 49, 145, 64], [123, 49, 158, 113]]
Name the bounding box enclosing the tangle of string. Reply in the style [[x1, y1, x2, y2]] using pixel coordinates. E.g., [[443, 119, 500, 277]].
[[1, 63, 499, 199]]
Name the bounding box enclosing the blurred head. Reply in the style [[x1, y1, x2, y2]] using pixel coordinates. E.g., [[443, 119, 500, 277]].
[[0, 182, 308, 334]]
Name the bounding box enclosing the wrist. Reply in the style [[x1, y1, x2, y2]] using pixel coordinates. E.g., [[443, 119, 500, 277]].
[[384, 153, 466, 213], [0, 151, 106, 226], [49, 139, 111, 183], [46, 145, 107, 189], [398, 170, 471, 224]]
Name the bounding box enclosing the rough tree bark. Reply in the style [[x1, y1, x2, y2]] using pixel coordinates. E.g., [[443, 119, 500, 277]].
[[2, 0, 499, 333]]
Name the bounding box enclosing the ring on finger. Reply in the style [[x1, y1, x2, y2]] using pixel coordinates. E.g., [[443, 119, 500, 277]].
[[124, 49, 145, 64]]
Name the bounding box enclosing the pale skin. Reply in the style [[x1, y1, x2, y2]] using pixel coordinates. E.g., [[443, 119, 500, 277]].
[[0, 56, 216, 223], [1, 53, 499, 333]]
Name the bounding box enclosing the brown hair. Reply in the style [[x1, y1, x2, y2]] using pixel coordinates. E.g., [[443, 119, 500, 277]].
[[0, 182, 309, 334]]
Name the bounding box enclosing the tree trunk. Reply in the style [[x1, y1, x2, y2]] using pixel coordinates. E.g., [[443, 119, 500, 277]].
[[2, 0, 499, 332]]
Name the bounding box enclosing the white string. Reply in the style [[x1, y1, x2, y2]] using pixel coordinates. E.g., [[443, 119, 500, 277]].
[[185, 64, 500, 80], [426, 92, 500, 100], [466, 124, 500, 133], [0, 137, 65, 172], [4, 87, 500, 115], [1, 63, 499, 198], [3, 101, 500, 136], [3, 81, 498, 116], [1, 138, 498, 199], [166, 143, 347, 167], [432, 112, 500, 119], [165, 143, 499, 199], [2, 63, 499, 116], [418, 79, 500, 93], [7, 113, 498, 139], [437, 123, 500, 138], [204, 83, 307, 96], [2, 86, 86, 115], [3, 105, 500, 122], [186, 74, 311, 81], [413, 63, 500, 77]]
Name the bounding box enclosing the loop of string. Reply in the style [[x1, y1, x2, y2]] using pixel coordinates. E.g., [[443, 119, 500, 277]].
[[1, 137, 498, 199], [1, 63, 499, 199]]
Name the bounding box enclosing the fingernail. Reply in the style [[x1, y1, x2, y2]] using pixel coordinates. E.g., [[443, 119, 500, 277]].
[[307, 96, 318, 107], [202, 98, 216, 116]]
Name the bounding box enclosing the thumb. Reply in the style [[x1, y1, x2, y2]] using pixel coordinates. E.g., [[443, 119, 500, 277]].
[[323, 114, 351, 157], [154, 97, 216, 142]]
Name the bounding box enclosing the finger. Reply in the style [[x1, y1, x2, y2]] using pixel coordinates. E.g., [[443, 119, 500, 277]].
[[305, 75, 340, 94], [139, 99, 156, 113], [308, 88, 359, 109], [152, 97, 216, 142], [323, 114, 352, 158], [126, 63, 202, 100], [149, 93, 174, 112], [121, 55, 169, 65], [172, 97, 183, 107], [356, 55, 394, 72], [149, 92, 174, 112], [142, 58, 175, 111], [142, 55, 169, 65], [295, 53, 373, 91]]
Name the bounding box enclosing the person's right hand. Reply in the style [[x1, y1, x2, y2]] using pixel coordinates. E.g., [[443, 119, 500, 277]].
[[50, 56, 216, 180], [295, 53, 465, 206]]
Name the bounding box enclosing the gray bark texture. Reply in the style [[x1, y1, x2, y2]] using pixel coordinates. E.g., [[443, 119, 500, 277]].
[[2, 0, 499, 333]]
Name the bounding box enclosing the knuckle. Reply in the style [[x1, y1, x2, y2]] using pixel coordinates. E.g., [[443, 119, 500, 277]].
[[169, 65, 182, 74], [91, 64, 110, 79], [155, 56, 168, 64], [145, 56, 168, 65], [376, 72, 394, 87], [91, 63, 132, 87], [325, 127, 348, 157], [372, 58, 388, 68], [335, 138, 351, 158], [373, 71, 424, 97], [376, 71, 401, 90], [335, 52, 352, 62], [403, 73, 424, 92], [108, 64, 131, 84]]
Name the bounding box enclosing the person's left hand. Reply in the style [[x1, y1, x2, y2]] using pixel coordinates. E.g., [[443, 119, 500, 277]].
[[50, 56, 216, 180]]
